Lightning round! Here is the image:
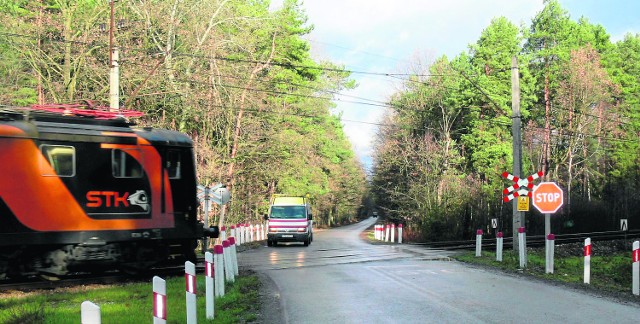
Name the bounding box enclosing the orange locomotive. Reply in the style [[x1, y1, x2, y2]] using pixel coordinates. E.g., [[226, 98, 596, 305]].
[[0, 105, 216, 278]]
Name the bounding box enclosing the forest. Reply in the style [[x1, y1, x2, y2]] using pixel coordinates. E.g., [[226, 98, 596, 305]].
[[0, 0, 367, 227], [372, 0, 640, 241], [1, 1, 639, 241]]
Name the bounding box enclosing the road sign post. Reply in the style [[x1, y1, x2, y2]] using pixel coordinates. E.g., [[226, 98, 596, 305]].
[[532, 182, 564, 237]]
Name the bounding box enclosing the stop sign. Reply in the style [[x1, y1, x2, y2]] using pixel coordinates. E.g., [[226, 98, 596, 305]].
[[532, 182, 564, 213]]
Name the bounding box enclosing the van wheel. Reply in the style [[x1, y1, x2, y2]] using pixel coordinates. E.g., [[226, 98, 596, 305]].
[[303, 239, 309, 247], [267, 240, 272, 247]]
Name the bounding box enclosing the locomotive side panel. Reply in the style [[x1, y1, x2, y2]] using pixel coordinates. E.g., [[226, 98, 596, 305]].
[[0, 110, 205, 277]]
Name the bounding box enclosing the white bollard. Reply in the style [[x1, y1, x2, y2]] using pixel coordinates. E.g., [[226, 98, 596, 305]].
[[220, 226, 227, 241], [229, 237, 239, 276], [81, 301, 101, 324], [246, 223, 251, 242], [584, 238, 591, 284], [260, 224, 265, 240], [374, 225, 379, 240], [223, 240, 234, 283], [633, 241, 639, 296], [214, 244, 225, 297], [496, 231, 503, 262], [385, 224, 390, 242], [546, 234, 555, 274], [205, 252, 215, 320], [238, 224, 244, 245], [230, 225, 236, 239], [391, 224, 396, 243], [518, 227, 527, 268], [153, 276, 167, 324], [249, 224, 255, 242], [398, 224, 403, 244], [475, 229, 483, 257], [185, 261, 197, 324]]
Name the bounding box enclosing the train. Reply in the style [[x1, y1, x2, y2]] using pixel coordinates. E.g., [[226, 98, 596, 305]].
[[0, 104, 217, 279]]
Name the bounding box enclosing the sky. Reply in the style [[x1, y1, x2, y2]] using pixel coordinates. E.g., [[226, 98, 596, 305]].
[[270, 0, 640, 173]]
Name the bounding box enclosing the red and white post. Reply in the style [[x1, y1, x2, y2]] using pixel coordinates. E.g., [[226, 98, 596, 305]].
[[229, 237, 239, 276], [81, 301, 101, 324], [153, 276, 167, 324], [238, 224, 244, 245], [633, 240, 639, 296], [518, 227, 527, 268], [374, 225, 380, 240], [584, 238, 591, 284], [545, 234, 555, 274], [220, 226, 227, 241], [496, 232, 503, 262], [185, 261, 197, 324], [214, 244, 225, 297], [390, 224, 396, 243], [223, 240, 234, 283], [205, 252, 215, 319], [385, 224, 390, 242], [398, 224, 403, 244], [475, 229, 483, 257], [249, 224, 255, 242], [230, 225, 236, 239]]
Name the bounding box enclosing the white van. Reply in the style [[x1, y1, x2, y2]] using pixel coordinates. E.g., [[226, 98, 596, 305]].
[[265, 196, 313, 246]]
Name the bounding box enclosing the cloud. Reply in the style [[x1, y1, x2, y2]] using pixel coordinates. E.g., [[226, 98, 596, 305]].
[[270, 1, 638, 171]]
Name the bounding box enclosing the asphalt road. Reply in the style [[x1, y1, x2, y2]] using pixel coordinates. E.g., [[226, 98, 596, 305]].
[[238, 217, 640, 323]]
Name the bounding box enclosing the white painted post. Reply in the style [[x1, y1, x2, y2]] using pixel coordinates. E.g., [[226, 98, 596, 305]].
[[398, 224, 403, 244], [185, 261, 197, 324], [584, 238, 591, 284], [230, 225, 236, 239], [633, 241, 639, 296], [374, 225, 379, 240], [205, 252, 214, 320], [229, 237, 239, 276], [81, 301, 101, 324], [220, 226, 227, 241], [475, 229, 483, 257], [390, 224, 396, 243], [237, 224, 243, 245], [546, 234, 555, 274], [214, 244, 225, 297], [518, 227, 527, 268], [247, 224, 253, 242], [153, 276, 167, 324], [385, 224, 390, 242], [223, 240, 234, 283], [496, 232, 503, 262]]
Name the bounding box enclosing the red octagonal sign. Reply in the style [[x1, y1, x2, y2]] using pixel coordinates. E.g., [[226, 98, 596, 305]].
[[532, 182, 564, 214]]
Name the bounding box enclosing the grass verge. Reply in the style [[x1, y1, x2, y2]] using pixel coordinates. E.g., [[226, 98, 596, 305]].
[[454, 249, 640, 302], [0, 270, 261, 324]]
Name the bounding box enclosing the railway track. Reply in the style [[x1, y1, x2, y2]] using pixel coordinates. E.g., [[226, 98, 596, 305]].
[[412, 229, 640, 250], [0, 259, 206, 293]]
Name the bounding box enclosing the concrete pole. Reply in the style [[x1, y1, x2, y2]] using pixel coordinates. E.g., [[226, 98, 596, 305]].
[[511, 56, 524, 253], [109, 47, 119, 111]]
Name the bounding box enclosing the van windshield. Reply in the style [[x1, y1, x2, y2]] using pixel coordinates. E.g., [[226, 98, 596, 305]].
[[269, 206, 306, 219]]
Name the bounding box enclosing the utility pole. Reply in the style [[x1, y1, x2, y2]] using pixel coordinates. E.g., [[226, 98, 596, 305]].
[[108, 0, 119, 112], [511, 56, 524, 252]]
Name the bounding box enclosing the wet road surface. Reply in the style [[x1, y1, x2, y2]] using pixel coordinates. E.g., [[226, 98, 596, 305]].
[[238, 217, 640, 323]]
